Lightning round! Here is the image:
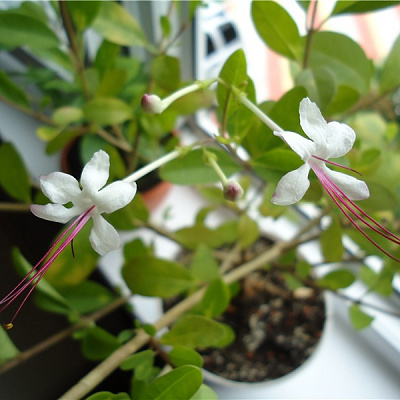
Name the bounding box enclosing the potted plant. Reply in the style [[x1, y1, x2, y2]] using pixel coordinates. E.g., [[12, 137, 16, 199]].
[[1, 1, 400, 399]]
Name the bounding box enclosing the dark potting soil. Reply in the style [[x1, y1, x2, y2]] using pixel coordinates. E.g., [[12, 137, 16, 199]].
[[165, 238, 326, 383], [200, 268, 326, 383]]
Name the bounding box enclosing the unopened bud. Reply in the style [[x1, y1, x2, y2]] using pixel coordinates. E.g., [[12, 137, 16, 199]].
[[223, 180, 244, 202], [141, 94, 164, 114]]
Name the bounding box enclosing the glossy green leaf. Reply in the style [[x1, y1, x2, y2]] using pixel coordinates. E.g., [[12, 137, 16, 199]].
[[175, 219, 238, 250], [190, 384, 218, 400], [83, 97, 132, 125], [160, 148, 241, 185], [0, 11, 59, 50], [0, 69, 29, 108], [0, 142, 31, 203], [161, 314, 234, 349], [0, 326, 19, 365], [43, 223, 99, 288], [96, 69, 128, 97], [91, 2, 147, 46], [320, 215, 344, 262], [141, 365, 202, 400], [217, 49, 248, 118], [198, 278, 231, 318], [349, 304, 374, 330], [53, 106, 83, 125], [122, 255, 196, 298], [317, 269, 355, 290], [121, 350, 156, 380], [123, 238, 151, 262], [294, 67, 336, 111], [332, 1, 400, 15], [59, 281, 116, 314], [169, 346, 204, 368], [81, 326, 120, 360], [380, 34, 400, 93], [309, 31, 370, 95], [323, 85, 360, 115], [189, 244, 220, 283], [251, 1, 303, 60], [238, 214, 259, 248], [67, 1, 101, 32], [151, 55, 181, 93], [86, 392, 130, 400]]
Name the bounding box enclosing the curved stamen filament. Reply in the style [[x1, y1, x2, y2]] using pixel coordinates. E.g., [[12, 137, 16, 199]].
[[312, 155, 362, 176], [0, 206, 94, 328], [313, 166, 400, 262]]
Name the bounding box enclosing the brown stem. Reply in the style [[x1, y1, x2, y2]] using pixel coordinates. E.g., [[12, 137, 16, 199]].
[[0, 296, 129, 376], [59, 0, 90, 100], [302, 0, 319, 69], [0, 203, 31, 212]]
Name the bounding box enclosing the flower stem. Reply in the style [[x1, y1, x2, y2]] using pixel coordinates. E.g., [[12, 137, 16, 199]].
[[123, 148, 183, 184], [237, 91, 283, 132]]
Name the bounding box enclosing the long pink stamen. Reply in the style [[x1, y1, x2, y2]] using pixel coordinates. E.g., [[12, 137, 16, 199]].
[[312, 155, 362, 176], [0, 206, 94, 328], [312, 166, 400, 263]]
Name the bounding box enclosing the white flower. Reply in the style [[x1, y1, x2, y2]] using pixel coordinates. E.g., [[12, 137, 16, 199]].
[[271, 97, 369, 206], [31, 150, 137, 255]]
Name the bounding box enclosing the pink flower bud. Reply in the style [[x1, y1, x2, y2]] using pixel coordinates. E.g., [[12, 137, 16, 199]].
[[141, 94, 163, 114], [223, 180, 244, 202]]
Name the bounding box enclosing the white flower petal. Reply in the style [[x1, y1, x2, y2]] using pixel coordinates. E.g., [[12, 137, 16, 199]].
[[89, 213, 121, 255], [30, 204, 80, 223], [272, 164, 311, 206], [274, 130, 315, 161], [40, 172, 81, 204], [80, 150, 110, 194], [299, 98, 328, 144], [323, 167, 370, 200], [324, 121, 356, 159], [95, 181, 137, 214]]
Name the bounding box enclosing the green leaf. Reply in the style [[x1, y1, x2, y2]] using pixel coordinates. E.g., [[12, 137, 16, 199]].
[[161, 314, 234, 349], [320, 215, 344, 262], [59, 281, 116, 314], [309, 31, 370, 95], [217, 49, 248, 118], [190, 384, 218, 400], [238, 214, 259, 248], [92, 2, 147, 46], [86, 392, 130, 400], [67, 1, 101, 32], [251, 1, 303, 60], [122, 255, 196, 298], [380, 34, 400, 93], [331, 1, 400, 15], [151, 55, 181, 93], [121, 350, 157, 380], [141, 365, 202, 400], [83, 97, 132, 125], [81, 326, 121, 360], [198, 278, 231, 318], [160, 148, 240, 185], [359, 265, 394, 297], [323, 85, 360, 115], [0, 69, 29, 108], [251, 148, 303, 182], [348, 304, 374, 330], [0, 11, 59, 50], [189, 244, 220, 283], [0, 142, 31, 203], [43, 223, 99, 288], [52, 106, 83, 125], [169, 346, 204, 368], [317, 269, 355, 290], [0, 326, 19, 365]]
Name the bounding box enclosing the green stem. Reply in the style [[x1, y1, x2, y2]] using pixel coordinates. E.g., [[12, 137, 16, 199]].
[[302, 0, 319, 69]]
